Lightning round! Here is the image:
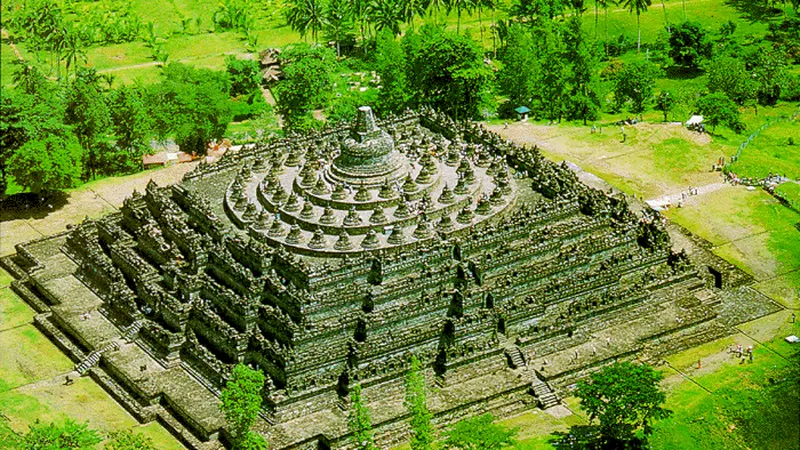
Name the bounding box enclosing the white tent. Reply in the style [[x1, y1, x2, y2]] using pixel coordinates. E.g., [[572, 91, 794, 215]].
[[685, 115, 703, 126]]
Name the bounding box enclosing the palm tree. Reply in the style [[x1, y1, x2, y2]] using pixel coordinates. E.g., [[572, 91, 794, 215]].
[[428, 0, 448, 24], [475, 0, 496, 48], [285, 0, 327, 43], [369, 0, 404, 37], [570, 0, 587, 16], [62, 31, 87, 81], [622, 0, 652, 52], [596, 0, 617, 54], [325, 0, 352, 56], [399, 0, 430, 30], [447, 0, 475, 33], [351, 0, 371, 55]]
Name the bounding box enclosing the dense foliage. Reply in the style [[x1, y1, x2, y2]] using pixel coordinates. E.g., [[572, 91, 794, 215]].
[[219, 364, 268, 450], [576, 362, 671, 447]]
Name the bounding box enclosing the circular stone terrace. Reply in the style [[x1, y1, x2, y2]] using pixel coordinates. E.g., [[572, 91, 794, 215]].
[[224, 106, 516, 255]]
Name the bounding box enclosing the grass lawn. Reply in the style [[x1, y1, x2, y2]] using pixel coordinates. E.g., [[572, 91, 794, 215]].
[[776, 182, 800, 210], [0, 324, 74, 392], [652, 318, 800, 450], [727, 104, 800, 180], [666, 187, 800, 280]]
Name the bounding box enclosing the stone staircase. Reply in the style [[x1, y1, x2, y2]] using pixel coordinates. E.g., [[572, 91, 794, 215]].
[[73, 322, 139, 375], [531, 374, 560, 409], [122, 319, 145, 342], [504, 344, 526, 369], [75, 351, 103, 375]]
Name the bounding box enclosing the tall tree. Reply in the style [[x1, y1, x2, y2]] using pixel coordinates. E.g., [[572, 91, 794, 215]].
[[348, 383, 376, 450], [497, 24, 538, 114], [285, 0, 327, 43], [403, 25, 493, 120], [400, 0, 431, 30], [376, 30, 411, 113], [668, 21, 712, 69], [447, 0, 476, 33], [64, 68, 112, 180], [273, 44, 337, 130], [564, 17, 603, 124], [696, 92, 744, 133], [405, 355, 434, 450], [537, 20, 570, 122], [622, 0, 652, 52], [325, 0, 352, 57], [369, 0, 405, 36], [62, 29, 87, 81], [147, 63, 233, 155], [109, 86, 153, 172], [744, 45, 789, 105], [576, 362, 672, 447], [220, 364, 268, 450], [6, 130, 83, 194], [613, 59, 660, 117], [705, 55, 757, 109], [598, 0, 618, 55]]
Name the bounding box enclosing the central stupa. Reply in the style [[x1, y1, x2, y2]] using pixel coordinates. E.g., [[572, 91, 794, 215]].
[[328, 106, 409, 186], [224, 106, 516, 254]]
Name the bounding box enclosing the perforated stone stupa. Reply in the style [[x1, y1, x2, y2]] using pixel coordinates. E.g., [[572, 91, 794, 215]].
[[227, 106, 514, 255], [3, 107, 778, 450]]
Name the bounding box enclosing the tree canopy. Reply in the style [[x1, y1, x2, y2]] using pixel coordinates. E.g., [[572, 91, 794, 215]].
[[668, 21, 712, 69], [444, 414, 518, 450], [403, 25, 494, 120], [273, 44, 337, 130], [575, 361, 671, 446], [219, 364, 268, 450]]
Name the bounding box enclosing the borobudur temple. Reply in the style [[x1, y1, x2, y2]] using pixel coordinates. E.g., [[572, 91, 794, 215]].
[[3, 106, 780, 449]]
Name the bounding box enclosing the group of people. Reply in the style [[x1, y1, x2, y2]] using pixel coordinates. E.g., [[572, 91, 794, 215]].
[[730, 343, 754, 364]]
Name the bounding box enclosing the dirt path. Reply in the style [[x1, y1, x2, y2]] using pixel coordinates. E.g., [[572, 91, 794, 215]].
[[1, 28, 25, 61]]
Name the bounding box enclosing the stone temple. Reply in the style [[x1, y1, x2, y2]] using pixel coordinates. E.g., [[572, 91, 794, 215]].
[[3, 106, 779, 449]]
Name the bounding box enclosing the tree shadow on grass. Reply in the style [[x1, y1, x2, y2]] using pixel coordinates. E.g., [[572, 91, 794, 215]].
[[549, 425, 648, 450], [723, 0, 785, 23], [663, 66, 703, 80], [0, 191, 69, 222]]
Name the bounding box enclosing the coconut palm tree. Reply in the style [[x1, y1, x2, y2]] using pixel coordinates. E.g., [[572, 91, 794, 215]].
[[325, 0, 352, 56], [369, 0, 405, 37], [428, 0, 448, 24], [447, 0, 475, 33], [399, 0, 430, 30], [285, 0, 327, 43], [475, 0, 496, 48], [596, 0, 618, 54], [660, 0, 670, 33], [622, 0, 652, 52], [351, 0, 371, 54], [62, 31, 87, 81]]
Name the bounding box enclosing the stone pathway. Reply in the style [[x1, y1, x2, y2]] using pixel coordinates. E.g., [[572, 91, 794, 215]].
[[644, 182, 727, 209]]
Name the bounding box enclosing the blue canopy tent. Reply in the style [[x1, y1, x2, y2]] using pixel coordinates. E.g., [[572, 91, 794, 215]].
[[515, 106, 531, 121]]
